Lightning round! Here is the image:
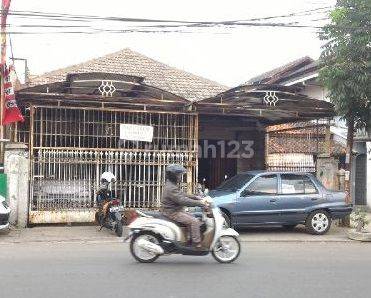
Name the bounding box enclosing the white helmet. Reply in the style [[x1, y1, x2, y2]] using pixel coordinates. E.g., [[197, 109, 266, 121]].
[[100, 171, 116, 183]]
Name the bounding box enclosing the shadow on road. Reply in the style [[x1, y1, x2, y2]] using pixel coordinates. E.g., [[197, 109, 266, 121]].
[[124, 258, 243, 267], [236, 225, 308, 234]]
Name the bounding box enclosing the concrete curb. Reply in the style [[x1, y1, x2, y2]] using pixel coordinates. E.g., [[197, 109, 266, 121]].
[[347, 230, 371, 242], [0, 226, 358, 245], [0, 239, 123, 245], [0, 237, 354, 245]]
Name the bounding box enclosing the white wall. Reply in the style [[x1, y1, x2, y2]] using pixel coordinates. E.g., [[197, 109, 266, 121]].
[[300, 83, 328, 101], [4, 143, 30, 228]]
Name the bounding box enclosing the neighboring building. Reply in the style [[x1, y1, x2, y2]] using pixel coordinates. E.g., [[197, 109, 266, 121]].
[[247, 57, 370, 207], [10, 49, 333, 224]]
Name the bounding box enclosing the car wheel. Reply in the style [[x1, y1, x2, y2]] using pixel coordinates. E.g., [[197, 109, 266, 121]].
[[306, 210, 331, 235], [220, 211, 231, 228]]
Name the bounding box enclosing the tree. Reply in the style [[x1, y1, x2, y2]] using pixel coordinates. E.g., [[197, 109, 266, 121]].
[[319, 0, 371, 206]]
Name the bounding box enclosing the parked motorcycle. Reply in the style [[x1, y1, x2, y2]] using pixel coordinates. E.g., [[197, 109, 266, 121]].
[[95, 199, 124, 237], [0, 195, 10, 232], [125, 196, 241, 263], [95, 171, 123, 237]]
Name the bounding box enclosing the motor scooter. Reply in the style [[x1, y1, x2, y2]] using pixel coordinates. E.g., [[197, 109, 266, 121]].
[[125, 196, 241, 263], [95, 198, 124, 237]]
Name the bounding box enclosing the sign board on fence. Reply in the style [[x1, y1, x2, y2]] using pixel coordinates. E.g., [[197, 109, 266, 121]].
[[120, 124, 154, 142]]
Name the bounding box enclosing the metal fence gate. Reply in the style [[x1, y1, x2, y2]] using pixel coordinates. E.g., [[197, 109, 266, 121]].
[[24, 105, 198, 224], [266, 153, 316, 173]]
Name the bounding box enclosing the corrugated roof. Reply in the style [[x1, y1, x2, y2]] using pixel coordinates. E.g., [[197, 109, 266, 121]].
[[246, 56, 315, 85], [28, 48, 227, 102]]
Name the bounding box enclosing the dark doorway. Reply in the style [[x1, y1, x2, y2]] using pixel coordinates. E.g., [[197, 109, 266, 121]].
[[355, 154, 367, 205], [198, 140, 237, 190]]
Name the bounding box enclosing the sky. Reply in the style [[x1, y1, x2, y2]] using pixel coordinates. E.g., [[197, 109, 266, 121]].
[[8, 0, 336, 87]]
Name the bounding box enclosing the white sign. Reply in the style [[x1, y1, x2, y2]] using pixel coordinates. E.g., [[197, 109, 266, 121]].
[[120, 124, 154, 142]]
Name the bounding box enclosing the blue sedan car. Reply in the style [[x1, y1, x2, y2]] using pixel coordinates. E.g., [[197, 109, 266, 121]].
[[209, 171, 352, 235]]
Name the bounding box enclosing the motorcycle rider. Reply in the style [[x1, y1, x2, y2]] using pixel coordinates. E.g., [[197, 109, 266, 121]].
[[161, 164, 206, 248], [97, 171, 117, 219]]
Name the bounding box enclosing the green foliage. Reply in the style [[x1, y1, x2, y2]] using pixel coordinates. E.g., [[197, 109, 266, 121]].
[[319, 0, 370, 128], [350, 208, 369, 232]]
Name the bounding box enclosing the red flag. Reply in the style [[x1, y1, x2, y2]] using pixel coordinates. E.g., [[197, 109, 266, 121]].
[[2, 64, 24, 125], [1, 0, 11, 28]]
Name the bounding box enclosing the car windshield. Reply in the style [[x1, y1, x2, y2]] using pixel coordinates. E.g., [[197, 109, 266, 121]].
[[216, 173, 254, 191]]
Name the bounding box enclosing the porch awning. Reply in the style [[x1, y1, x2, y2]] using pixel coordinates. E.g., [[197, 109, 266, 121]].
[[194, 84, 335, 124], [17, 72, 189, 111]]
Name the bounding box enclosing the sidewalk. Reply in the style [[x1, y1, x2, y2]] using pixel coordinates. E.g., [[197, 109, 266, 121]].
[[0, 225, 120, 244], [0, 222, 353, 244]]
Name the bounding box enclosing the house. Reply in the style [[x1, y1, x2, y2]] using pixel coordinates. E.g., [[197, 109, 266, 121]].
[[9, 49, 334, 224], [246, 57, 371, 207]]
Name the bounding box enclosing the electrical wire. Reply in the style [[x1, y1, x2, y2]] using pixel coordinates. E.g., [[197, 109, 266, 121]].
[[5, 6, 332, 23], [4, 5, 364, 35], [2, 6, 331, 28]]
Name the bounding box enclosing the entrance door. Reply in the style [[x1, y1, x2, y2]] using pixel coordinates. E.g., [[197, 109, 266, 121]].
[[198, 140, 237, 190], [234, 174, 280, 225], [355, 154, 367, 205]]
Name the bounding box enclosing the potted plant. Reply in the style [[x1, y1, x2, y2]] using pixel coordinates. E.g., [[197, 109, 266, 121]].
[[347, 208, 371, 241]]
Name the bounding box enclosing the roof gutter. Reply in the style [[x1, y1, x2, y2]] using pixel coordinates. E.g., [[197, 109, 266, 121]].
[[284, 73, 319, 86]]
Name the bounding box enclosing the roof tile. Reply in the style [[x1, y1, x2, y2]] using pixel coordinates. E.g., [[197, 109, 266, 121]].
[[29, 48, 227, 101]]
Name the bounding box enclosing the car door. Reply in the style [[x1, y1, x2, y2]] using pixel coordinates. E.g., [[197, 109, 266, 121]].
[[277, 173, 323, 223], [234, 174, 281, 225]]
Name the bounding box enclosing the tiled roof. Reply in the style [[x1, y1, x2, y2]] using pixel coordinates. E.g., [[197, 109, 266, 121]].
[[28, 48, 227, 102]]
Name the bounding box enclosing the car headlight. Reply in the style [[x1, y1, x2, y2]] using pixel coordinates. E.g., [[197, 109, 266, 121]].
[[2, 200, 9, 209]]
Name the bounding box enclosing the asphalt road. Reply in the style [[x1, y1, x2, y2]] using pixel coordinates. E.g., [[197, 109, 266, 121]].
[[0, 241, 369, 298]]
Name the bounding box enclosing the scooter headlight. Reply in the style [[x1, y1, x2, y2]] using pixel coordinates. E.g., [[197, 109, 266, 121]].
[[2, 200, 9, 209]]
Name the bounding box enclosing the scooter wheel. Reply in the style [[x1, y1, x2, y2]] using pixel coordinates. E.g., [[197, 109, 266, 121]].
[[95, 212, 104, 226], [115, 221, 123, 237], [130, 232, 161, 263], [212, 236, 241, 263]]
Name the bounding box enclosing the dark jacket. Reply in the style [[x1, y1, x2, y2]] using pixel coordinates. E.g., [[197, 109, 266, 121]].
[[96, 182, 113, 204], [161, 180, 204, 213]]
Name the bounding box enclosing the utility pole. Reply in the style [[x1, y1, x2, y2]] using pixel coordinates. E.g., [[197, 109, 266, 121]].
[[344, 117, 354, 204], [10, 57, 29, 86], [341, 116, 354, 226]]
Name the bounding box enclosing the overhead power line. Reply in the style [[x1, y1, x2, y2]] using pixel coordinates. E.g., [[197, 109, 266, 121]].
[[5, 6, 332, 24], [1, 6, 351, 35]]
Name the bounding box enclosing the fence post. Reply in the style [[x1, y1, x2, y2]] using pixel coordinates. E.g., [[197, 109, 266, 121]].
[[3, 143, 30, 228]]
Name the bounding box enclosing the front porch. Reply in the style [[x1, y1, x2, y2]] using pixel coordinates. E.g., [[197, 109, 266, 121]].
[[7, 74, 334, 226]]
